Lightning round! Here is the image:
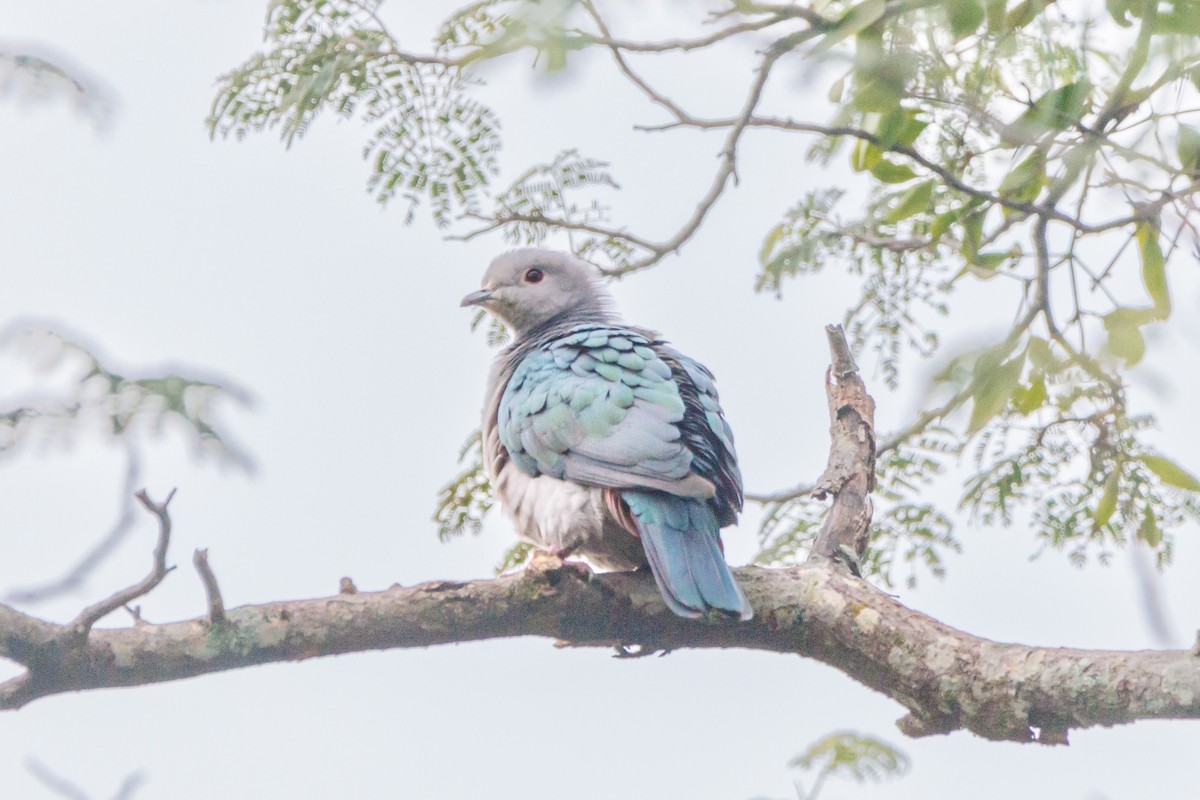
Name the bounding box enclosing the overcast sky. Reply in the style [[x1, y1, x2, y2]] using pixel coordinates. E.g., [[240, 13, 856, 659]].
[[2, 2, 1200, 798]]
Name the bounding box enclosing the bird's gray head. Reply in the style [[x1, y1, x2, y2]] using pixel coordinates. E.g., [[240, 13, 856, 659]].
[[460, 249, 613, 336]]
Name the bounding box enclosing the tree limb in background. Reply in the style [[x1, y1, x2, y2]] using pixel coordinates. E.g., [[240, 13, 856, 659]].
[[26, 758, 145, 800]]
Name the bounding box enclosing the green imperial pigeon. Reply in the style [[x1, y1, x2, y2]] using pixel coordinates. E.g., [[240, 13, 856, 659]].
[[462, 248, 752, 620]]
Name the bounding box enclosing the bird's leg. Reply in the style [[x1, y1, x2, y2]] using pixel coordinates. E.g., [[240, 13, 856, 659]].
[[527, 548, 593, 581]]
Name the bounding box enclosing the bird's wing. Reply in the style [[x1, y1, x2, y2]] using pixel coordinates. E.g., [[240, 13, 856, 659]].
[[656, 347, 744, 525], [498, 327, 713, 498]]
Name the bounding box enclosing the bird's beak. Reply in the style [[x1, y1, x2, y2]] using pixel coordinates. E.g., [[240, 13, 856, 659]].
[[460, 289, 494, 308]]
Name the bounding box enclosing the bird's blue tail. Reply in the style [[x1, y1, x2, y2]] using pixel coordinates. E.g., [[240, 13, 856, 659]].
[[622, 491, 752, 620]]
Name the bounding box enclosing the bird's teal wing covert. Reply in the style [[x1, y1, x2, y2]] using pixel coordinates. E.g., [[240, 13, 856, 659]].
[[498, 325, 710, 496]]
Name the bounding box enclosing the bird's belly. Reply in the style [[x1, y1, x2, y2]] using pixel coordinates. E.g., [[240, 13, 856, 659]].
[[494, 464, 645, 571]]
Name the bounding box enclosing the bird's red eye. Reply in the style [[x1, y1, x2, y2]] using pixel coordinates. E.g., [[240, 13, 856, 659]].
[[524, 268, 544, 283]]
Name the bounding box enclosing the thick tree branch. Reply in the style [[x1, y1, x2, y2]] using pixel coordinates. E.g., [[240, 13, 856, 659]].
[[2, 561, 1199, 743]]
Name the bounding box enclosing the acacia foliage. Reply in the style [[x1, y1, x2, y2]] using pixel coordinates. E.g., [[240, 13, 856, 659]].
[[213, 0, 1200, 586]]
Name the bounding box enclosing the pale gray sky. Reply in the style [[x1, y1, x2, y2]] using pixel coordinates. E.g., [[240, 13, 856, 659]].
[[2, 2, 1200, 798]]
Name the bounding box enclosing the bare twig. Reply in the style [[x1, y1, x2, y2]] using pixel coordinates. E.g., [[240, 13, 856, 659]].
[[25, 758, 145, 800], [68, 488, 177, 638], [25, 758, 90, 800], [192, 548, 226, 625]]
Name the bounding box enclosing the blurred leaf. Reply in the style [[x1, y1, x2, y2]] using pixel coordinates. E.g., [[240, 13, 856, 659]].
[[870, 158, 918, 183], [433, 429, 493, 540], [852, 50, 917, 112], [851, 138, 883, 172], [1139, 505, 1162, 547], [968, 348, 1025, 432], [947, 0, 985, 38], [1027, 336, 1054, 369], [760, 223, 785, 266], [1138, 454, 1200, 493], [883, 180, 934, 224], [998, 149, 1046, 205], [812, 0, 887, 56], [870, 107, 927, 149], [1003, 80, 1091, 145], [828, 73, 846, 103], [985, 0, 1008, 32], [1094, 471, 1119, 527], [1177, 124, 1200, 177], [1136, 222, 1169, 319], [789, 731, 910, 783], [1107, 0, 1135, 26], [1012, 373, 1047, 414], [1102, 308, 1154, 365], [496, 541, 533, 574], [1006, 0, 1053, 30], [929, 209, 959, 241]]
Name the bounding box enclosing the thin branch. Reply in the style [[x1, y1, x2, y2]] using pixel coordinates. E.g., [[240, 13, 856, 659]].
[[604, 37, 798, 276], [454, 35, 804, 275], [192, 548, 226, 625], [643, 114, 1189, 234], [746, 386, 971, 504], [26, 759, 90, 800], [68, 488, 176, 638], [3, 449, 141, 604]]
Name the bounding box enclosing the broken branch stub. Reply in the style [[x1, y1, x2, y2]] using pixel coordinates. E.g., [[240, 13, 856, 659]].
[[808, 324, 877, 574]]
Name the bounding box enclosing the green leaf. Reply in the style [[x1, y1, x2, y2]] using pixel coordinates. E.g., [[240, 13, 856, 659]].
[[968, 348, 1025, 433], [812, 0, 887, 56], [852, 49, 917, 112], [929, 209, 959, 241], [1136, 222, 1169, 319], [851, 139, 883, 172], [1138, 454, 1200, 493], [1012, 373, 1047, 414], [1006, 0, 1053, 30], [1003, 81, 1091, 146], [870, 107, 928, 149], [947, 0, 985, 38], [1094, 471, 1119, 528], [883, 180, 934, 224], [789, 731, 910, 783], [1102, 308, 1154, 365], [1154, 2, 1200, 34], [870, 158, 918, 183], [1027, 336, 1054, 369], [998, 149, 1046, 205], [965, 251, 1007, 275], [985, 0, 1008, 32], [1139, 506, 1162, 547], [828, 74, 847, 103], [961, 210, 985, 258], [760, 223, 785, 266], [1107, 0, 1134, 26], [1177, 124, 1200, 177], [1105, 320, 1146, 365]]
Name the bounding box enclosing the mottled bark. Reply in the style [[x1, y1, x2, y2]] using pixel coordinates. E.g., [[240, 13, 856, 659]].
[[2, 560, 1199, 743], [808, 325, 876, 572]]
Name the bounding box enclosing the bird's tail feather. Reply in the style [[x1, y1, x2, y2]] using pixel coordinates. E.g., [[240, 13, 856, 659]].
[[622, 490, 752, 620]]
